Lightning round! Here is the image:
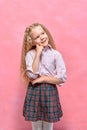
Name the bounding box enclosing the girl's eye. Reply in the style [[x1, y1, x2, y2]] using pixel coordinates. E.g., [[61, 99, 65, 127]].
[[42, 32, 45, 35], [34, 35, 39, 40], [33, 32, 45, 40], [36, 36, 39, 39]]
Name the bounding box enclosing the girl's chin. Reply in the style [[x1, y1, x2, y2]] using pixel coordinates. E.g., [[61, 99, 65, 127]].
[[41, 42, 48, 47]]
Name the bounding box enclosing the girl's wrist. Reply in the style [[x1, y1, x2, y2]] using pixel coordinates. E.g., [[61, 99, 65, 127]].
[[36, 51, 41, 57]]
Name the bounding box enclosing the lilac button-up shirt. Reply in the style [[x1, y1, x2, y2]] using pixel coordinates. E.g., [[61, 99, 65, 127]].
[[25, 44, 67, 85]]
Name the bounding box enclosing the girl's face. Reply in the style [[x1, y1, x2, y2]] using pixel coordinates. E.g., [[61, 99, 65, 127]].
[[30, 26, 49, 47]]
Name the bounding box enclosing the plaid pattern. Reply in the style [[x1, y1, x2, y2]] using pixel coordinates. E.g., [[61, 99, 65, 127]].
[[23, 83, 63, 123]]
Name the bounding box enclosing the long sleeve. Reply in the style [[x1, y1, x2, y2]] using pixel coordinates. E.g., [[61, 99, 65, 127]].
[[25, 52, 39, 79], [54, 51, 67, 85]]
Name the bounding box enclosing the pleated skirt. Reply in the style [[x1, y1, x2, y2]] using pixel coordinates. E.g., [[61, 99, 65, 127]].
[[23, 82, 63, 123]]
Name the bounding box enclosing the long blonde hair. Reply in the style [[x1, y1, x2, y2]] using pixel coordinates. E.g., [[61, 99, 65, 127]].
[[20, 23, 56, 85]]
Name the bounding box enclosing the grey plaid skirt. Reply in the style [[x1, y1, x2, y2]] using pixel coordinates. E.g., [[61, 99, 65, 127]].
[[23, 82, 63, 123]]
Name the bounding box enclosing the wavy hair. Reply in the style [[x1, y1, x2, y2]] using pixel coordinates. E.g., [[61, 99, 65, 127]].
[[20, 23, 56, 85]]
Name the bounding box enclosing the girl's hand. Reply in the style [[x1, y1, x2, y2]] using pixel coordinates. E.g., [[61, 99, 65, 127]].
[[36, 44, 44, 55], [31, 75, 46, 85], [31, 75, 63, 85]]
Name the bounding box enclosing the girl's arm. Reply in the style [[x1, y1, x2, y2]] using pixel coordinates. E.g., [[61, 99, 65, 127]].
[[31, 75, 64, 85], [32, 44, 44, 73]]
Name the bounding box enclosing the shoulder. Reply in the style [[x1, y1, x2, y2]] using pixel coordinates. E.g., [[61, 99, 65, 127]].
[[26, 49, 35, 56], [51, 48, 62, 57], [25, 49, 35, 59]]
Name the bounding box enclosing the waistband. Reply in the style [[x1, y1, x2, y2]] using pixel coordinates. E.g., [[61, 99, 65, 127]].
[[28, 82, 56, 87]]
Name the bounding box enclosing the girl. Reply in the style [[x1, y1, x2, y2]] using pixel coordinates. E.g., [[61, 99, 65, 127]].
[[20, 23, 67, 130]]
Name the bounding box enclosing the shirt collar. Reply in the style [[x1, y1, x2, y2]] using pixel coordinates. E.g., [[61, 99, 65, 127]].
[[43, 44, 52, 51]]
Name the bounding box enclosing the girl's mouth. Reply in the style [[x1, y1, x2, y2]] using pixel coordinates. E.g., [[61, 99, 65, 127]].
[[41, 38, 47, 43]]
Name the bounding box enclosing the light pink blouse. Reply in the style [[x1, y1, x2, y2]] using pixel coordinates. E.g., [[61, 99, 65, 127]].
[[25, 44, 67, 85]]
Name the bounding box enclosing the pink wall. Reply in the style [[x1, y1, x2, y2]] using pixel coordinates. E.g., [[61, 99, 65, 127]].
[[0, 0, 87, 130]]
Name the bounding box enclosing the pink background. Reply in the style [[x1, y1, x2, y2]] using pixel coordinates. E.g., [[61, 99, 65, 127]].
[[0, 0, 87, 130]]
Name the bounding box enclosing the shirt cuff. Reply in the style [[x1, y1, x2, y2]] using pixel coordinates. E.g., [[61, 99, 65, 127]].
[[54, 74, 67, 86], [26, 67, 39, 79]]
